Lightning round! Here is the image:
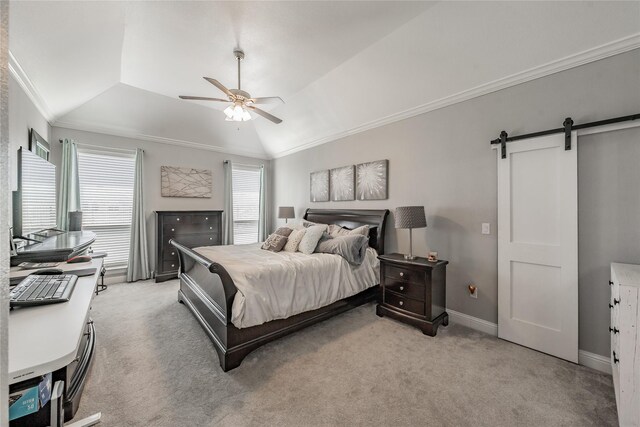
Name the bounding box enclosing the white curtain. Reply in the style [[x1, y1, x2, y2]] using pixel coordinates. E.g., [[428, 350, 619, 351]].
[[258, 164, 268, 241], [126, 148, 150, 282], [56, 139, 81, 230], [223, 160, 234, 245]]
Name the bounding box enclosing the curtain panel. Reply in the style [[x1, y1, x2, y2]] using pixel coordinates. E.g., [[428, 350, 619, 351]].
[[126, 148, 151, 282], [56, 139, 81, 230], [223, 160, 234, 245]]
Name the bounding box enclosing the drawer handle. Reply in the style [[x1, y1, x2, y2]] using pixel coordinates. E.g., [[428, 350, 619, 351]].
[[609, 327, 619, 334], [399, 286, 404, 291], [613, 350, 619, 364], [399, 301, 404, 306], [614, 298, 620, 305], [609, 280, 614, 286], [399, 272, 404, 277]]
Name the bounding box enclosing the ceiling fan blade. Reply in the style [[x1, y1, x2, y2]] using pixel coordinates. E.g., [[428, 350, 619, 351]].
[[179, 96, 229, 102], [203, 77, 234, 98], [249, 96, 284, 105], [247, 106, 283, 124]]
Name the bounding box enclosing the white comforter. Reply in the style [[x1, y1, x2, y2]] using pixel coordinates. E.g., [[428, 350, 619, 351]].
[[194, 244, 380, 329]]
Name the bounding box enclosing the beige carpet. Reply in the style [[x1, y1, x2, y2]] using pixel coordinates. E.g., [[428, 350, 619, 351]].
[[73, 279, 617, 426]]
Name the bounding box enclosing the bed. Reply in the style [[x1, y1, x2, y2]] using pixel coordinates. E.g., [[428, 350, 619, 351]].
[[170, 208, 389, 371]]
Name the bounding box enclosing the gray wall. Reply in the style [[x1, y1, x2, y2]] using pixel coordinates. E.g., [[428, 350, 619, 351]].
[[578, 127, 640, 356], [9, 73, 51, 190], [50, 127, 270, 274], [272, 50, 640, 357]]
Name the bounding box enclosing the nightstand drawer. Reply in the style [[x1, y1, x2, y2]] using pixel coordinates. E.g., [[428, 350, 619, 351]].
[[385, 265, 425, 285], [384, 291, 425, 316], [385, 280, 425, 301]]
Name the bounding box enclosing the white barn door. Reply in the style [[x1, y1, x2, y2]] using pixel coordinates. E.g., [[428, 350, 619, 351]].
[[497, 132, 578, 363]]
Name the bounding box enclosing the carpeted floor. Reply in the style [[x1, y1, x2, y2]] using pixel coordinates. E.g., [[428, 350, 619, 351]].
[[73, 279, 617, 426]]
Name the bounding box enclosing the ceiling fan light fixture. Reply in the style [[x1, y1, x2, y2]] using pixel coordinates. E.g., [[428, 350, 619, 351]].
[[224, 103, 251, 122]]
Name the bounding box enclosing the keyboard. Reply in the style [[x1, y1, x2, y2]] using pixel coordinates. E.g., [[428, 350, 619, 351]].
[[10, 274, 78, 307]]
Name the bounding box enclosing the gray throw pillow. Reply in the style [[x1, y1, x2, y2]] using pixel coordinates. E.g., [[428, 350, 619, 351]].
[[261, 233, 288, 252], [274, 227, 293, 237], [315, 234, 369, 265]]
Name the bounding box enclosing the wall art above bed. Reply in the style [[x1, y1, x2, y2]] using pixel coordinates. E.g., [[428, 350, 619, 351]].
[[330, 165, 355, 201], [356, 159, 388, 200], [310, 170, 330, 202], [161, 165, 212, 198]]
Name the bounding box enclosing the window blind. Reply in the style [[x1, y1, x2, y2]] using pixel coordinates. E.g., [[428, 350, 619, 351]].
[[21, 149, 57, 235], [78, 148, 135, 269], [232, 164, 262, 244]]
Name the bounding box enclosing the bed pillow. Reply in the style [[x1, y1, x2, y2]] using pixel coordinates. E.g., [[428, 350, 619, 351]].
[[284, 228, 306, 252], [329, 224, 370, 238], [297, 224, 326, 254], [274, 227, 293, 237], [261, 233, 288, 252], [315, 234, 370, 265]]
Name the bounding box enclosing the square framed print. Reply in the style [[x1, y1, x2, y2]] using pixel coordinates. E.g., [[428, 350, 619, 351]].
[[329, 165, 355, 201], [310, 170, 329, 202], [356, 159, 388, 200]]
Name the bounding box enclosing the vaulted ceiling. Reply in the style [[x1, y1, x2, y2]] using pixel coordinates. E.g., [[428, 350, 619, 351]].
[[9, 1, 640, 159]]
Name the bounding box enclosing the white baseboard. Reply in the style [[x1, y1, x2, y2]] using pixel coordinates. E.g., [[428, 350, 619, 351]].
[[446, 309, 498, 336], [446, 309, 611, 375], [578, 350, 612, 375]]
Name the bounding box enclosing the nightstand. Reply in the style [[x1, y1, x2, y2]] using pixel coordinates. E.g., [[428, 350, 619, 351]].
[[376, 253, 449, 336]]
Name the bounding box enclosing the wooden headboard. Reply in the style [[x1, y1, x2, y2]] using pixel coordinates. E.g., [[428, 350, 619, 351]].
[[303, 208, 390, 254]]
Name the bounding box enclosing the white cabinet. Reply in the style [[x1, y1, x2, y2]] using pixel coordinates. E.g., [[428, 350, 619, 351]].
[[611, 263, 640, 427]]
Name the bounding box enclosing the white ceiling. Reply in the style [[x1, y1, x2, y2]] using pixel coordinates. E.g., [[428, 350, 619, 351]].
[[9, 1, 640, 159]]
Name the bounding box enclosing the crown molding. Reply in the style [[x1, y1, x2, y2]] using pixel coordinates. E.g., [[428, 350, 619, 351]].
[[271, 33, 640, 159], [53, 120, 270, 160], [8, 50, 55, 123]]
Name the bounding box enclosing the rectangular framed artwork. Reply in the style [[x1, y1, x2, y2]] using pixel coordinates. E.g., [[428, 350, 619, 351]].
[[161, 166, 212, 198], [329, 165, 355, 201], [310, 170, 330, 202], [356, 159, 388, 200]]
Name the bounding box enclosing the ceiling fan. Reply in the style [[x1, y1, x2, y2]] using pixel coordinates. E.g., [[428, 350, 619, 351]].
[[179, 48, 284, 124]]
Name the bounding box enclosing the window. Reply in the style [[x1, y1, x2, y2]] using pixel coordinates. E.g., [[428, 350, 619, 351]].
[[232, 164, 262, 244], [20, 148, 57, 235], [78, 147, 135, 269]]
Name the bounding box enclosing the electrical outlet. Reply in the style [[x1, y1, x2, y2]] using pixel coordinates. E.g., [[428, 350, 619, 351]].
[[481, 223, 491, 235], [468, 284, 478, 299]]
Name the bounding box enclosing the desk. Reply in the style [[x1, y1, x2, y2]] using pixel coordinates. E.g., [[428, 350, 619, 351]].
[[9, 259, 102, 424]]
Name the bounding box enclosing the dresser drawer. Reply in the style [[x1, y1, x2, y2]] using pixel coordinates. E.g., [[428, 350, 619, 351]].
[[168, 233, 219, 247], [385, 279, 425, 301], [162, 260, 179, 272], [384, 291, 425, 316], [385, 265, 426, 285], [191, 214, 220, 225], [162, 214, 188, 224]]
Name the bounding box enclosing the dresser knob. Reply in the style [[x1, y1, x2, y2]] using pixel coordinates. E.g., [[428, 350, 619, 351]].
[[210, 227, 212, 230], [399, 286, 404, 291], [177, 218, 180, 221], [399, 301, 404, 306], [209, 237, 213, 240], [399, 272, 404, 277], [171, 228, 175, 232], [171, 264, 175, 268], [205, 217, 208, 220], [171, 252, 175, 256]]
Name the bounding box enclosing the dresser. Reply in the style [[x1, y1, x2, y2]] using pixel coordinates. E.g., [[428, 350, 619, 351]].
[[610, 263, 640, 426], [376, 253, 448, 336], [155, 211, 223, 282]]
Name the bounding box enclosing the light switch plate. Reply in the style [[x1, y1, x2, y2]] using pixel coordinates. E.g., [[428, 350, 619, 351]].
[[481, 223, 491, 235]]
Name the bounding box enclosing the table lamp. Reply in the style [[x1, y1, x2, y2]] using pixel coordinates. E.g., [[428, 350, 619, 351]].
[[395, 206, 427, 260], [278, 206, 295, 224]]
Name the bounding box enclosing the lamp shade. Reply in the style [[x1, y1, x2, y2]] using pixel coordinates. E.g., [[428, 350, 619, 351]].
[[395, 206, 427, 229], [278, 206, 295, 219]]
